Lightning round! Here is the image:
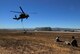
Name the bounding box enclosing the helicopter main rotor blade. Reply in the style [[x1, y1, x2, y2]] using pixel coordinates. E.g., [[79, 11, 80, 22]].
[[19, 6, 25, 13], [21, 19, 23, 22], [10, 11, 21, 13]]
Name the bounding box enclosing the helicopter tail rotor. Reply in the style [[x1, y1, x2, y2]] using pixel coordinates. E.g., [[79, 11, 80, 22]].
[[13, 15, 19, 20], [15, 15, 17, 18]]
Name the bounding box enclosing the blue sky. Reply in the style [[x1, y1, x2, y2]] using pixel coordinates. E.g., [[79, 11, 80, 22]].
[[0, 0, 80, 29]]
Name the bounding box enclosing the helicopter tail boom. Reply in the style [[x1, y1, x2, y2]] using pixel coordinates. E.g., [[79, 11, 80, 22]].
[[13, 18, 20, 20]]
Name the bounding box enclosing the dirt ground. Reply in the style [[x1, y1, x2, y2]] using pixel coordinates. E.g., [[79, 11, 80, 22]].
[[0, 31, 80, 54]]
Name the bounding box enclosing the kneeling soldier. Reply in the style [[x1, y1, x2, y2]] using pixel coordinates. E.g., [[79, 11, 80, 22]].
[[71, 36, 78, 47]]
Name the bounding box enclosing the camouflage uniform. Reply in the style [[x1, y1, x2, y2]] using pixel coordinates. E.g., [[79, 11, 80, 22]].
[[71, 36, 78, 47]]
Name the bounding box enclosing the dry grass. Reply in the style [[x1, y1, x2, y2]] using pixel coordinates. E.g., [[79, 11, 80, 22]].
[[0, 31, 80, 54]]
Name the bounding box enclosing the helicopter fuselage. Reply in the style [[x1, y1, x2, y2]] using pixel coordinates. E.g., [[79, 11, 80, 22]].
[[19, 13, 29, 18]]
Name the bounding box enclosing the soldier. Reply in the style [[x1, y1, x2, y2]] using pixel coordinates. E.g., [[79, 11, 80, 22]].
[[56, 36, 61, 42], [71, 36, 78, 47]]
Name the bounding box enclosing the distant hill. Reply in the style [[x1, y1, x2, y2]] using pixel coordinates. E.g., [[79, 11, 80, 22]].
[[52, 28, 80, 32], [0, 27, 80, 32]]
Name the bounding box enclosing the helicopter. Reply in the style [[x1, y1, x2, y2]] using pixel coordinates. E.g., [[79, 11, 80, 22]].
[[11, 6, 29, 22]]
